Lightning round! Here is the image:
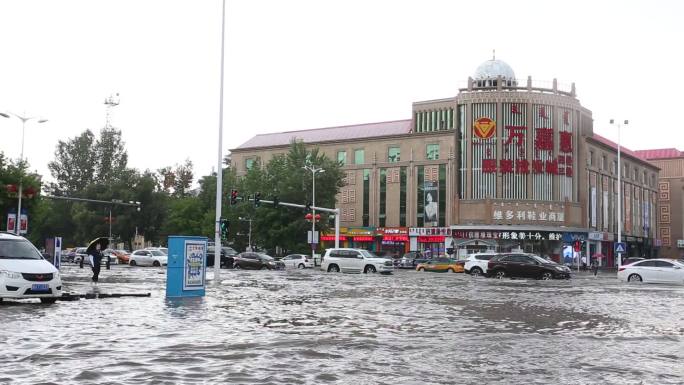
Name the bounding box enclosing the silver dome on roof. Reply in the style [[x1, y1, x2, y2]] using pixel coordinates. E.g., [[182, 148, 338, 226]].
[[473, 59, 516, 80]]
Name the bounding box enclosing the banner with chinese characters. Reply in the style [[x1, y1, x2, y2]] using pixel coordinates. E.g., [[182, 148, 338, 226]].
[[409, 227, 451, 236], [452, 230, 563, 241], [491, 202, 566, 225]]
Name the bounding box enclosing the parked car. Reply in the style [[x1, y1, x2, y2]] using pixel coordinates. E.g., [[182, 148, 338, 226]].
[[233, 252, 285, 270], [617, 259, 684, 284], [129, 249, 168, 267], [102, 249, 120, 265], [416, 257, 464, 273], [464, 252, 500, 276], [145, 247, 168, 255], [72, 247, 88, 264], [321, 248, 393, 274], [280, 254, 314, 269], [112, 249, 131, 264], [487, 254, 571, 280], [399, 251, 429, 268], [0, 232, 62, 304], [206, 246, 236, 268]]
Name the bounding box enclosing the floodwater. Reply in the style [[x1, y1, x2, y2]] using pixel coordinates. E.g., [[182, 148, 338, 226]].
[[1, 265, 683, 385]]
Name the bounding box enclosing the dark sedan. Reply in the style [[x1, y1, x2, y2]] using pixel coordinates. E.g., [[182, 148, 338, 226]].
[[233, 252, 285, 270], [206, 246, 237, 268], [487, 254, 571, 280]]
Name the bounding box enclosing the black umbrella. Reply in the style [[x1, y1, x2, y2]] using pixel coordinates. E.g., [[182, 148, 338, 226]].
[[86, 237, 109, 255]]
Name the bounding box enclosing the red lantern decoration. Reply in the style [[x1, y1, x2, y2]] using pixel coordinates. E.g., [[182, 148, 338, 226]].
[[305, 213, 313, 221], [24, 186, 36, 199], [6, 184, 17, 194], [315, 214, 321, 221]]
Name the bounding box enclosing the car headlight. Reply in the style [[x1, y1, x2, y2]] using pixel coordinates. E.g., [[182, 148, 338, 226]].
[[0, 270, 22, 279]]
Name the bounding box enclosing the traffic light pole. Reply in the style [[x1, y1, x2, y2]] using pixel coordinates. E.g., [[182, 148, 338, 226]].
[[242, 198, 341, 249]]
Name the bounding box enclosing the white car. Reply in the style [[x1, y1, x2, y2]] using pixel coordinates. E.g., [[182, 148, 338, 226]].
[[617, 259, 684, 284], [129, 249, 168, 267], [463, 252, 499, 276], [145, 247, 168, 255], [321, 248, 393, 274], [0, 232, 62, 304], [281, 254, 314, 269]]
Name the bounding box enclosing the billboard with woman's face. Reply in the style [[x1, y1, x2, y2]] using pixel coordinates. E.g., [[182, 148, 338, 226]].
[[424, 181, 439, 225]]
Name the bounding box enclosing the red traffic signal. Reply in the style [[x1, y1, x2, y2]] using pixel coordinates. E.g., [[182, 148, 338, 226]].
[[573, 240, 581, 252], [230, 189, 238, 205]]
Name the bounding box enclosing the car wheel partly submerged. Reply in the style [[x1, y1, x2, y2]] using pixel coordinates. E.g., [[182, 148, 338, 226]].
[[540, 271, 553, 280], [628, 274, 642, 283], [470, 267, 483, 277], [327, 264, 340, 273], [298, 263, 305, 269], [447, 268, 455, 273], [153, 261, 161, 267], [494, 270, 506, 279], [234, 264, 241, 270], [129, 260, 137, 266], [364, 265, 376, 274]]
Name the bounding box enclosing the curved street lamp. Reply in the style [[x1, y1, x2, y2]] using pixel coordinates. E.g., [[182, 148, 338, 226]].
[[303, 163, 325, 261]]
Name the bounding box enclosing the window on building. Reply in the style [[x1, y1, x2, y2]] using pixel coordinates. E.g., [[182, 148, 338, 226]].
[[612, 160, 617, 175], [354, 149, 364, 165], [588, 150, 594, 166], [601, 155, 606, 170], [426, 144, 439, 160], [245, 158, 255, 170], [632, 168, 637, 181], [388, 146, 401, 163], [651, 174, 656, 187], [623, 164, 628, 178], [642, 171, 647, 184], [337, 150, 347, 166]]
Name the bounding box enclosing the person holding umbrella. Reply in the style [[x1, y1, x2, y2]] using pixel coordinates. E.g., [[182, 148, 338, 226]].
[[86, 237, 109, 283]]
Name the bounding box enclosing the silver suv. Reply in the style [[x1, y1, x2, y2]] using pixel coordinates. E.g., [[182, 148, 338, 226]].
[[464, 252, 500, 276], [321, 248, 393, 274]]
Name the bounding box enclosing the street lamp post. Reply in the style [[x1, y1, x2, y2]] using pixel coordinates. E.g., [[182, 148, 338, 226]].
[[610, 119, 628, 268], [303, 163, 325, 262], [0, 112, 47, 234]]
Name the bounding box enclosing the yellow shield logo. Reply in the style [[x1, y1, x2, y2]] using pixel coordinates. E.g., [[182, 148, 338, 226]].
[[473, 117, 496, 139]]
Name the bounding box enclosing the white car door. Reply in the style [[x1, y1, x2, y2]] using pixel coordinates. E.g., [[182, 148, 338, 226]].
[[141, 250, 153, 266], [283, 256, 293, 268], [634, 260, 658, 282]]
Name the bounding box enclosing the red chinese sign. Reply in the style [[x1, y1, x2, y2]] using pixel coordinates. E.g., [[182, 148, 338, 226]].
[[418, 236, 445, 243], [560, 131, 573, 153], [473, 117, 496, 139], [534, 128, 553, 152]]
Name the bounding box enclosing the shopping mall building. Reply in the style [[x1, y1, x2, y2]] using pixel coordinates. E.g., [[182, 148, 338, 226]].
[[231, 58, 661, 266]]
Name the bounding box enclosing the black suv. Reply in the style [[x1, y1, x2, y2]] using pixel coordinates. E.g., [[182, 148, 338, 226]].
[[206, 246, 237, 268], [487, 254, 571, 280]]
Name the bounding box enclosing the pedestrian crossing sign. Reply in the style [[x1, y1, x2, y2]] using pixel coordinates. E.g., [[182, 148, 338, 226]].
[[614, 242, 626, 254]]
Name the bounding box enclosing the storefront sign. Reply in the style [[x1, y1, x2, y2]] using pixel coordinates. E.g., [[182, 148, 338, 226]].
[[376, 227, 408, 236], [453, 230, 563, 241], [418, 236, 445, 243], [677, 240, 684, 248], [383, 235, 408, 242], [347, 228, 374, 236], [321, 235, 347, 241], [588, 232, 604, 241], [490, 202, 568, 225], [409, 227, 451, 236], [562, 232, 587, 242], [625, 236, 637, 242], [353, 236, 374, 242]]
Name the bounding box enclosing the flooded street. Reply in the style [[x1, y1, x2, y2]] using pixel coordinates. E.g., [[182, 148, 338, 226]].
[[1, 266, 683, 385]]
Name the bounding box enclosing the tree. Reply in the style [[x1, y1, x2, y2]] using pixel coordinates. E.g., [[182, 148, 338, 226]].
[[172, 159, 194, 198], [95, 127, 128, 185], [48, 130, 97, 194]]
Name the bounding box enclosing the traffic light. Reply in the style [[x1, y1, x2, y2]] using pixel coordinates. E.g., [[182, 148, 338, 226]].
[[230, 189, 238, 205], [220, 218, 229, 240], [254, 192, 261, 207], [273, 195, 279, 208]]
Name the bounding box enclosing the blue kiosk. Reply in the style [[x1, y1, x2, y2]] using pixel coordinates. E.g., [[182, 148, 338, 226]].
[[166, 235, 208, 298]]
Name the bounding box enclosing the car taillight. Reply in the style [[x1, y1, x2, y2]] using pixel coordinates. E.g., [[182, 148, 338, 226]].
[[488, 261, 494, 268], [618, 267, 625, 272], [304, 258, 309, 262]]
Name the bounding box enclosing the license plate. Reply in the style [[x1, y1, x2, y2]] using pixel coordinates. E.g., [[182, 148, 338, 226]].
[[32, 284, 49, 292]]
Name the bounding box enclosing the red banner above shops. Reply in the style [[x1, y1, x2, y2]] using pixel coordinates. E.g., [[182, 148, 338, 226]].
[[353, 236, 374, 242], [418, 236, 445, 243], [320, 235, 347, 241], [383, 235, 408, 242]]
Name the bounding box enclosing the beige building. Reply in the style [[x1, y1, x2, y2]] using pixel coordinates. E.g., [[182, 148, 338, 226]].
[[635, 149, 684, 259], [231, 58, 659, 265]]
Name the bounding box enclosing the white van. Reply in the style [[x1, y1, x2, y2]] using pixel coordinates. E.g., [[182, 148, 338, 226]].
[[321, 248, 394, 274], [0, 232, 62, 304]]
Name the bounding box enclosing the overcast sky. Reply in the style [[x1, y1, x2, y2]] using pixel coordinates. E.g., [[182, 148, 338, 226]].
[[1, 0, 682, 184]]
